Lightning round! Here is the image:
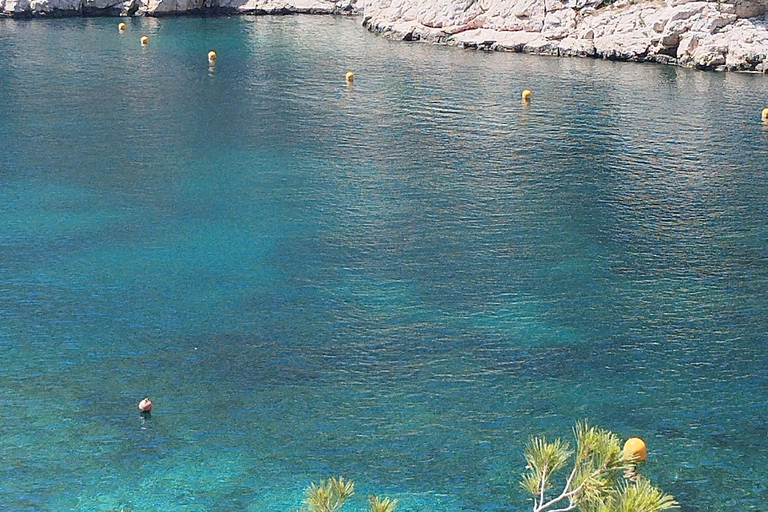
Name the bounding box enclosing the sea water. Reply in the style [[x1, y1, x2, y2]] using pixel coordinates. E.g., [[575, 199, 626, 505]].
[[1, 14, 768, 512]]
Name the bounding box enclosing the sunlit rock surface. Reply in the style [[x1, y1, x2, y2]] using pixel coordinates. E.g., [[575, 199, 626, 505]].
[[360, 0, 768, 71]]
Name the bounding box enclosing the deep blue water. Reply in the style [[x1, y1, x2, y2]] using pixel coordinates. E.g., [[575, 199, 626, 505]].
[[2, 14, 768, 512]]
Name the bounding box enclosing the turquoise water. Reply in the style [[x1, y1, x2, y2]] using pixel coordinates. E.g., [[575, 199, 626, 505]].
[[2, 14, 768, 512]]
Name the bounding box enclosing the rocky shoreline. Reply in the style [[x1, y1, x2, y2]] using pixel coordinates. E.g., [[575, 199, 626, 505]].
[[360, 0, 768, 72], [2, 0, 768, 72], [0, 0, 356, 17]]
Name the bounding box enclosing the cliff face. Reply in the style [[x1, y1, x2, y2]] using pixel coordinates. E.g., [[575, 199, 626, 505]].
[[2, 0, 767, 72], [359, 0, 768, 71]]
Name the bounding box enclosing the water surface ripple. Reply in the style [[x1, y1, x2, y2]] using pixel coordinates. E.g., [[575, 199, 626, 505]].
[[1, 15, 768, 512]]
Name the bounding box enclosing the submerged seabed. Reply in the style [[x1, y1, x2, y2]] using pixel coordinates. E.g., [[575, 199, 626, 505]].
[[1, 14, 768, 512]]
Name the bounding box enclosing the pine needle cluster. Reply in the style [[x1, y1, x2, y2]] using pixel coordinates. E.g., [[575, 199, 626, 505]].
[[520, 421, 679, 512], [305, 476, 355, 512], [293, 476, 397, 512]]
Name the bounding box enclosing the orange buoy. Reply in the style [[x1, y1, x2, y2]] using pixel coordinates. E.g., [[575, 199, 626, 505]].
[[345, 71, 354, 84], [623, 437, 647, 462], [762, 107, 768, 121], [138, 398, 153, 412], [140, 35, 149, 46]]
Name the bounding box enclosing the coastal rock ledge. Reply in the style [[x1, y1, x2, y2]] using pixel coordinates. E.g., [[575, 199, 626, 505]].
[[359, 0, 768, 72], [0, 0, 356, 17], [3, 0, 768, 72]]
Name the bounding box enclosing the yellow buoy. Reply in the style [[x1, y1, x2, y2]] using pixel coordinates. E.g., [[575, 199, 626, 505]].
[[623, 437, 647, 462], [345, 71, 355, 84], [762, 107, 768, 121], [118, 22, 126, 33], [521, 89, 532, 101], [208, 50, 217, 64], [140, 35, 149, 46]]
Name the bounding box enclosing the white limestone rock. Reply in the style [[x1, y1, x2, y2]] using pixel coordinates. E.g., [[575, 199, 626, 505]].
[[2, 0, 135, 12], [1, 0, 32, 13], [566, 0, 605, 9], [216, 0, 344, 13], [542, 7, 577, 40], [558, 35, 597, 55], [449, 26, 532, 48], [84, 0, 130, 10], [361, 0, 768, 71], [722, 18, 768, 67], [676, 29, 703, 56], [734, 0, 768, 17], [691, 39, 728, 66], [137, 0, 204, 13], [26, 0, 80, 13], [0, 0, 348, 13], [593, 31, 652, 60]]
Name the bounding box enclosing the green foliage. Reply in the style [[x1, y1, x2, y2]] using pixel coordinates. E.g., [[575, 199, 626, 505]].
[[305, 476, 355, 512], [369, 495, 398, 512], [521, 436, 572, 497], [609, 477, 679, 512], [293, 476, 397, 512], [570, 421, 626, 510], [519, 421, 679, 512]]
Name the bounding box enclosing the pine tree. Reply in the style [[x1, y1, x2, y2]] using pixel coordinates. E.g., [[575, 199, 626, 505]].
[[519, 421, 678, 512]]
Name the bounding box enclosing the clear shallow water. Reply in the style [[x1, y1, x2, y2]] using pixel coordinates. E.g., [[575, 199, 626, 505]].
[[1, 14, 768, 512]]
